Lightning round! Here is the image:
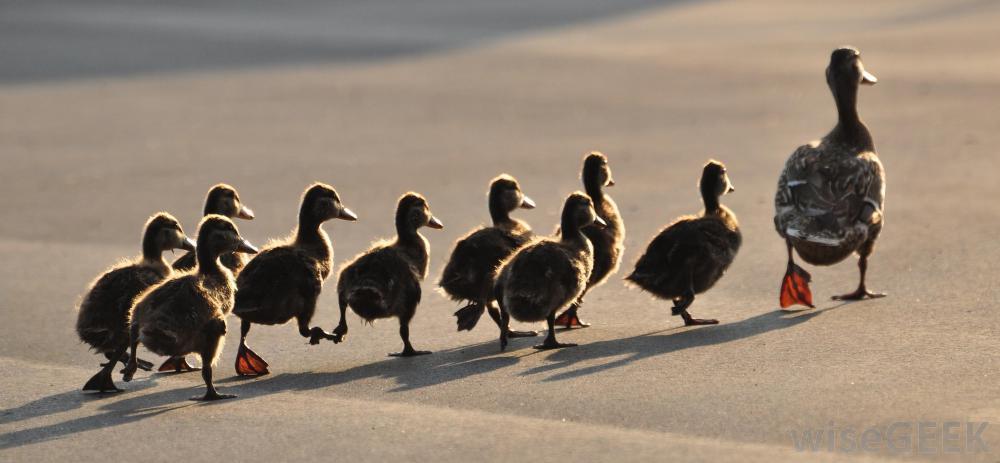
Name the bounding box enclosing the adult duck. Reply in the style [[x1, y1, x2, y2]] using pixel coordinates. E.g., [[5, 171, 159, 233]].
[[775, 47, 886, 307]]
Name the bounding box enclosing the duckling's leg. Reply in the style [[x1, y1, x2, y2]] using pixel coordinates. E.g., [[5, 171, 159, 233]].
[[235, 319, 269, 377], [331, 292, 349, 343], [534, 313, 578, 350], [156, 356, 200, 373], [108, 351, 153, 371], [121, 324, 141, 383], [674, 280, 717, 326], [498, 305, 511, 351], [85, 346, 127, 393], [780, 240, 815, 308], [389, 313, 431, 357], [193, 331, 235, 401], [832, 243, 886, 301], [554, 299, 591, 329], [486, 303, 537, 337]]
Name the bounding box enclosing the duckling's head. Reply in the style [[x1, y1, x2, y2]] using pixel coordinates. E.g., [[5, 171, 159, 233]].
[[204, 183, 254, 220], [582, 151, 615, 190], [144, 212, 195, 255], [397, 192, 444, 231], [700, 160, 735, 199], [562, 192, 606, 231], [301, 182, 358, 224], [196, 215, 258, 257], [489, 174, 535, 213], [827, 47, 877, 90]]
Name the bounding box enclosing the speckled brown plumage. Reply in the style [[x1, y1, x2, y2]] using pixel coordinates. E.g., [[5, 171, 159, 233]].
[[122, 215, 258, 400], [335, 193, 443, 357], [627, 160, 740, 326]]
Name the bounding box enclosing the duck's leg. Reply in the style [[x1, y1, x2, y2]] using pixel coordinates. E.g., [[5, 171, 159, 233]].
[[84, 346, 127, 393], [156, 356, 200, 373], [235, 319, 269, 376], [674, 274, 717, 326], [298, 315, 338, 345], [193, 332, 235, 401], [554, 299, 591, 329], [832, 243, 886, 301], [780, 240, 815, 308], [331, 292, 349, 343], [389, 315, 431, 357], [534, 312, 578, 350], [108, 351, 153, 371], [486, 303, 537, 337]]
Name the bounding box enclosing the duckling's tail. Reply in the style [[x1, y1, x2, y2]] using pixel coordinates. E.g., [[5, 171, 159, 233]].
[[454, 303, 486, 331], [347, 285, 389, 320]]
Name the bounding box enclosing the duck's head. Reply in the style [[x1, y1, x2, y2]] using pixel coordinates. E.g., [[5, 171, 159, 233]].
[[301, 182, 358, 224], [582, 151, 615, 190], [489, 174, 535, 213], [144, 212, 196, 254], [700, 160, 735, 199], [562, 192, 606, 231], [827, 47, 877, 91], [397, 192, 443, 231], [204, 184, 254, 220], [196, 215, 258, 257]]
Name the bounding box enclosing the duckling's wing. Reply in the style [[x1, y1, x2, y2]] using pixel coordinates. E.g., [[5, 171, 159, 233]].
[[78, 264, 165, 350], [234, 247, 322, 316], [440, 228, 524, 298], [628, 219, 697, 285]]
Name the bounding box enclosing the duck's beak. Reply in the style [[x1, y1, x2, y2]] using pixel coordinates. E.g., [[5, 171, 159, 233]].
[[861, 69, 877, 85], [338, 207, 358, 221], [235, 238, 258, 255], [520, 195, 536, 210], [180, 236, 196, 252], [427, 216, 444, 230], [237, 204, 255, 220], [593, 216, 608, 228]]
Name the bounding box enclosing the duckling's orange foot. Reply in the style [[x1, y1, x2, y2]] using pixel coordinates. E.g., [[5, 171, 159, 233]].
[[506, 329, 539, 338], [533, 338, 577, 350], [832, 288, 887, 301], [235, 345, 270, 376], [780, 263, 815, 309], [82, 369, 123, 393], [554, 310, 590, 329], [157, 356, 200, 373], [193, 391, 237, 402]]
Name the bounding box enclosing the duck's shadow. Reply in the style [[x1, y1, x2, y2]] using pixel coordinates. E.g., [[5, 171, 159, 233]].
[[521, 302, 849, 382]]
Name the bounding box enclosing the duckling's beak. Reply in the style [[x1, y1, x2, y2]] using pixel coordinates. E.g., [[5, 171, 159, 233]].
[[235, 238, 258, 255], [861, 69, 877, 85], [427, 216, 444, 230], [727, 182, 736, 194], [237, 205, 255, 220], [607, 178, 616, 187], [338, 207, 358, 221], [593, 216, 608, 228], [520, 196, 536, 210], [180, 237, 196, 252]]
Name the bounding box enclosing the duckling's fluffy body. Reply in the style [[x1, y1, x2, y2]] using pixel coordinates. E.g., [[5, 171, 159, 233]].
[[335, 193, 442, 357]]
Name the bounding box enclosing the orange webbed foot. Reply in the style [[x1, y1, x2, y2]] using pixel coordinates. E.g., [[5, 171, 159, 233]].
[[235, 345, 270, 376], [780, 263, 815, 309]]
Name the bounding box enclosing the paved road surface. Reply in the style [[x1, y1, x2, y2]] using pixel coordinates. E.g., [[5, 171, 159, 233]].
[[2, 0, 999, 461]]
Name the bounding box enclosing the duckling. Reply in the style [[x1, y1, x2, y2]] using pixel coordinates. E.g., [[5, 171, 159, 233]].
[[439, 175, 538, 337], [122, 215, 258, 401], [774, 47, 886, 307], [494, 192, 605, 351], [334, 193, 443, 357], [163, 183, 255, 373], [231, 183, 357, 376], [76, 213, 195, 393], [626, 160, 740, 326], [554, 151, 625, 328]]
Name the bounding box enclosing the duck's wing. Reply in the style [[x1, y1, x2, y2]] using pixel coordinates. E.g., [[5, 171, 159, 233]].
[[775, 143, 882, 247]]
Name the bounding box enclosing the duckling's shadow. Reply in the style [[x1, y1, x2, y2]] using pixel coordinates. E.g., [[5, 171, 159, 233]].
[[521, 302, 848, 382], [0, 376, 208, 450], [234, 337, 530, 396]]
